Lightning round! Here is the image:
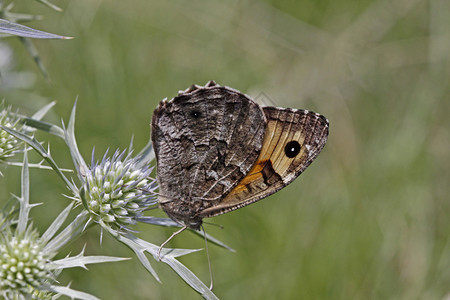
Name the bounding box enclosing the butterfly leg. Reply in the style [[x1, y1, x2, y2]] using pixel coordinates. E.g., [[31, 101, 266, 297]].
[[158, 225, 188, 260]]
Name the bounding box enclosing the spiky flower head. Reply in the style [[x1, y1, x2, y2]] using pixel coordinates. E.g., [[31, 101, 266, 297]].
[[0, 225, 54, 298], [79, 149, 158, 230], [0, 101, 24, 162]]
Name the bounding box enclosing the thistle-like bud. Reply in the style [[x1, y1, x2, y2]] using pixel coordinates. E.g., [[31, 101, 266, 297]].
[[0, 227, 53, 296], [0, 102, 24, 162], [80, 149, 157, 230]]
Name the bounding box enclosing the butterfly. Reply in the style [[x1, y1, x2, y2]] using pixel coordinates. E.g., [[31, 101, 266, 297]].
[[151, 81, 329, 231]]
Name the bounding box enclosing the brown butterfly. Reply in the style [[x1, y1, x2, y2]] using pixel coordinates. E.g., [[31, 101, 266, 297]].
[[151, 81, 329, 231]]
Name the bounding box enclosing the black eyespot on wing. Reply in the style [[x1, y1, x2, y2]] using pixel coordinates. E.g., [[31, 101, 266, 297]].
[[190, 110, 201, 118], [284, 141, 301, 158]]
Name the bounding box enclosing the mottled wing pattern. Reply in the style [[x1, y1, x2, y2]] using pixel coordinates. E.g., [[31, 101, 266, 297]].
[[198, 106, 329, 218], [152, 86, 266, 206]]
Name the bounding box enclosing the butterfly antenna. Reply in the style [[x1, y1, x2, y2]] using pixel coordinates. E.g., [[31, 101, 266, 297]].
[[201, 224, 214, 290], [203, 221, 224, 229], [158, 225, 187, 260]]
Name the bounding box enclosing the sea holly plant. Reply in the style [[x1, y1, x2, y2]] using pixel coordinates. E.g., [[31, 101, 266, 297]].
[[3, 102, 228, 299], [0, 100, 56, 170], [0, 152, 128, 300], [0, 101, 23, 163]]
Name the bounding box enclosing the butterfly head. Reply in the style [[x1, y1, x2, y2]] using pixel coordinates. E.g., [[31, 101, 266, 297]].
[[160, 200, 203, 230]]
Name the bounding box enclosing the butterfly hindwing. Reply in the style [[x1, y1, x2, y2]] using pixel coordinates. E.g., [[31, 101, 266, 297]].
[[198, 106, 329, 218]]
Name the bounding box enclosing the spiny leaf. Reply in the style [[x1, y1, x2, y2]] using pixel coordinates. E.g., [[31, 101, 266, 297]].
[[0, 18, 71, 39], [43, 284, 100, 300]]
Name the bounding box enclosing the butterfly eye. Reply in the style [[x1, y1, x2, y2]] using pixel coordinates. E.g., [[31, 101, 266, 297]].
[[190, 110, 201, 118], [284, 141, 301, 158]]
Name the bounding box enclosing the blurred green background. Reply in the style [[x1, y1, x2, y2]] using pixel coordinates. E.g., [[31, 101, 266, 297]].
[[1, 0, 449, 299]]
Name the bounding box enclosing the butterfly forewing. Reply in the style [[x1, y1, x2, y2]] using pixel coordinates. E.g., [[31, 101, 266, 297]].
[[152, 86, 267, 225], [198, 107, 329, 218]]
